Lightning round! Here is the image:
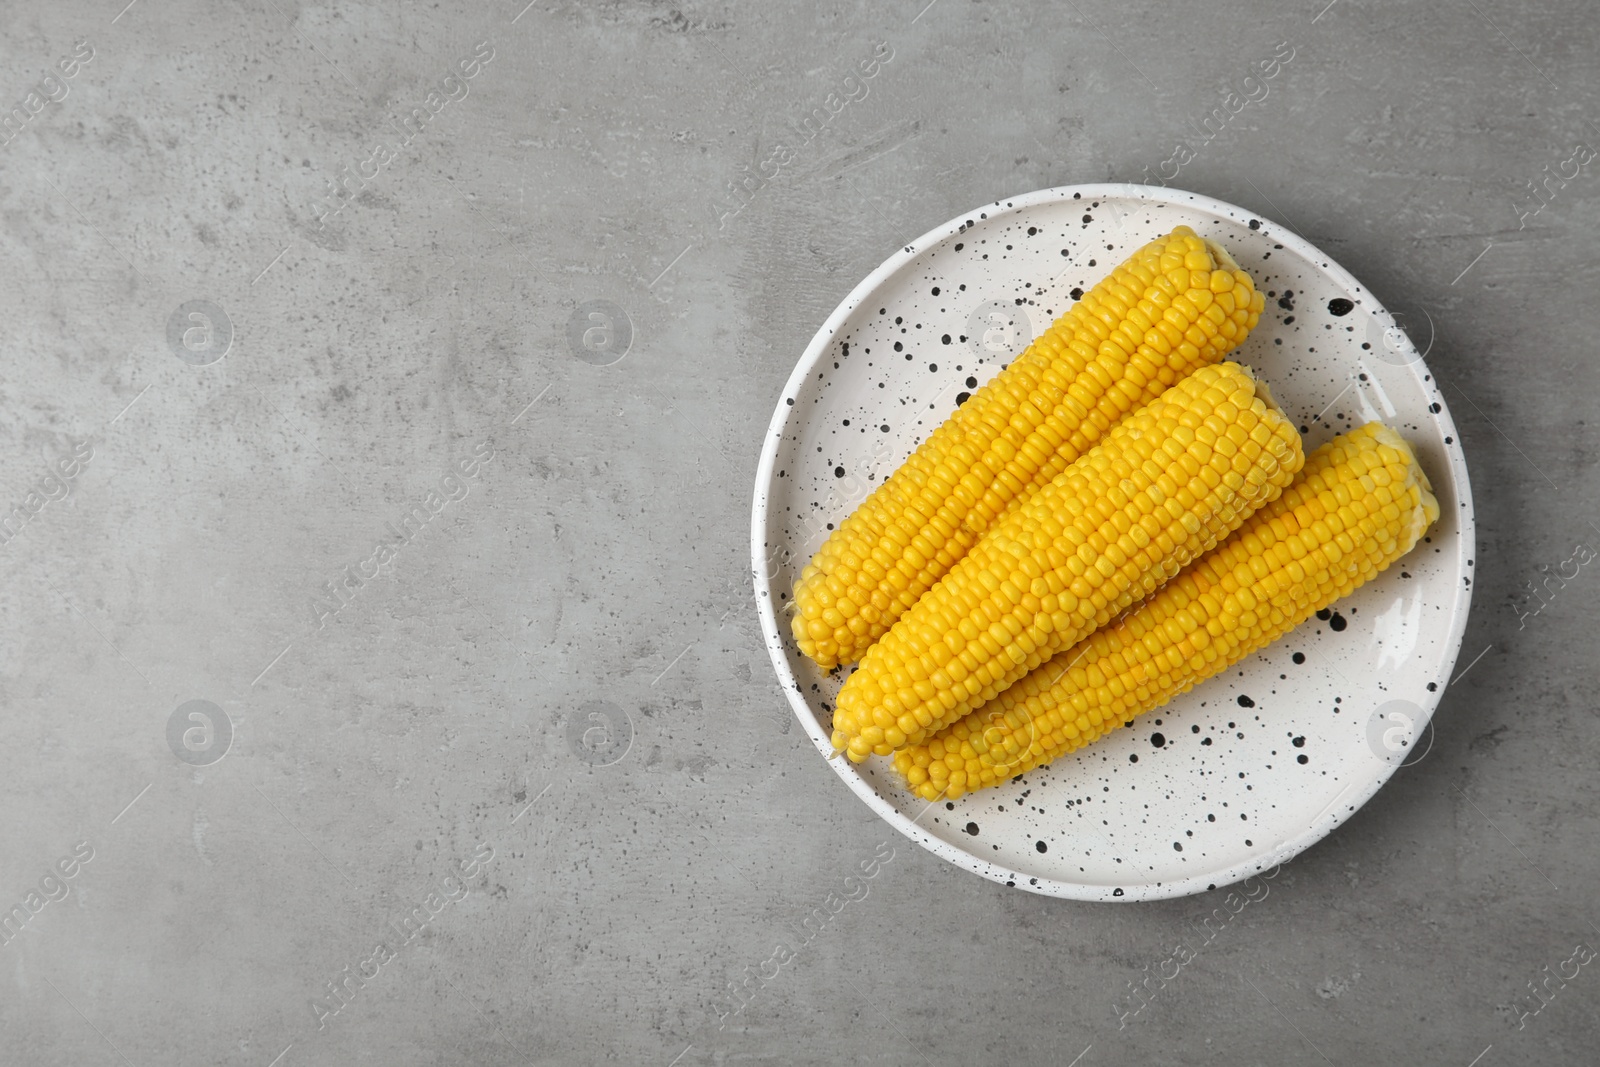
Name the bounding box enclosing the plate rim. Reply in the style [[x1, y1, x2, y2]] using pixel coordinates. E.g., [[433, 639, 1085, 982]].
[[750, 182, 1476, 901]]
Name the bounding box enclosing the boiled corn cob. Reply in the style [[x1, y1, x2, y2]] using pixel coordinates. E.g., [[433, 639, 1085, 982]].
[[894, 421, 1439, 800], [792, 227, 1267, 669], [829, 361, 1304, 763]]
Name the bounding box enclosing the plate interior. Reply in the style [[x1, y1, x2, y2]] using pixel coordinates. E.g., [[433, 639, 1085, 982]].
[[753, 186, 1474, 900]]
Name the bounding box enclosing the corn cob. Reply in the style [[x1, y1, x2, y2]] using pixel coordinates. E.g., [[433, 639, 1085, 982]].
[[829, 361, 1303, 763], [894, 422, 1439, 800], [791, 227, 1267, 669]]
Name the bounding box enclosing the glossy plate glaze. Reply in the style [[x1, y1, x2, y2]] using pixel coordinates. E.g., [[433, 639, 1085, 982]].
[[751, 184, 1474, 901]]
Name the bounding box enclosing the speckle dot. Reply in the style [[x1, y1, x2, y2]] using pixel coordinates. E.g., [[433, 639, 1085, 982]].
[[1292, 652, 1305, 664], [1150, 733, 1165, 748], [1329, 612, 1347, 632], [965, 822, 979, 836], [1327, 297, 1355, 316], [1237, 694, 1255, 708], [1035, 840, 1048, 853], [833, 466, 845, 478]]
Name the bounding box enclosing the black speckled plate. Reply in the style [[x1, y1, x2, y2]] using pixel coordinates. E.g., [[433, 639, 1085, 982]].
[[751, 184, 1474, 901]]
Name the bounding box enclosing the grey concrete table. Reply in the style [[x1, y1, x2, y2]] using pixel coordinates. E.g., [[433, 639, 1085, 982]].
[[1, 1, 1595, 1064]]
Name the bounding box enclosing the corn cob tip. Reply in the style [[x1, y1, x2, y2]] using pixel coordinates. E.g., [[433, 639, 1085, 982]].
[[1361, 421, 1441, 542], [1221, 364, 1301, 481], [1364, 422, 1430, 482], [1245, 370, 1282, 415], [1202, 236, 1242, 273]]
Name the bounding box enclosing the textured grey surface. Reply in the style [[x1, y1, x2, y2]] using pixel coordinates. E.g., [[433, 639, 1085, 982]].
[[0, 1, 1595, 1064]]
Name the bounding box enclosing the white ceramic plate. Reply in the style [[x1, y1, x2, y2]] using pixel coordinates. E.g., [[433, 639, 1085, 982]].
[[751, 184, 1474, 901]]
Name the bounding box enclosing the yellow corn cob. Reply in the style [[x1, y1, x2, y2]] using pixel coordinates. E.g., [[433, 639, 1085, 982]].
[[791, 227, 1266, 668], [829, 361, 1303, 763], [894, 421, 1439, 800]]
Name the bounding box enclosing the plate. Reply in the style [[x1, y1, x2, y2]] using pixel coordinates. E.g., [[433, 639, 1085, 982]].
[[750, 184, 1474, 901]]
